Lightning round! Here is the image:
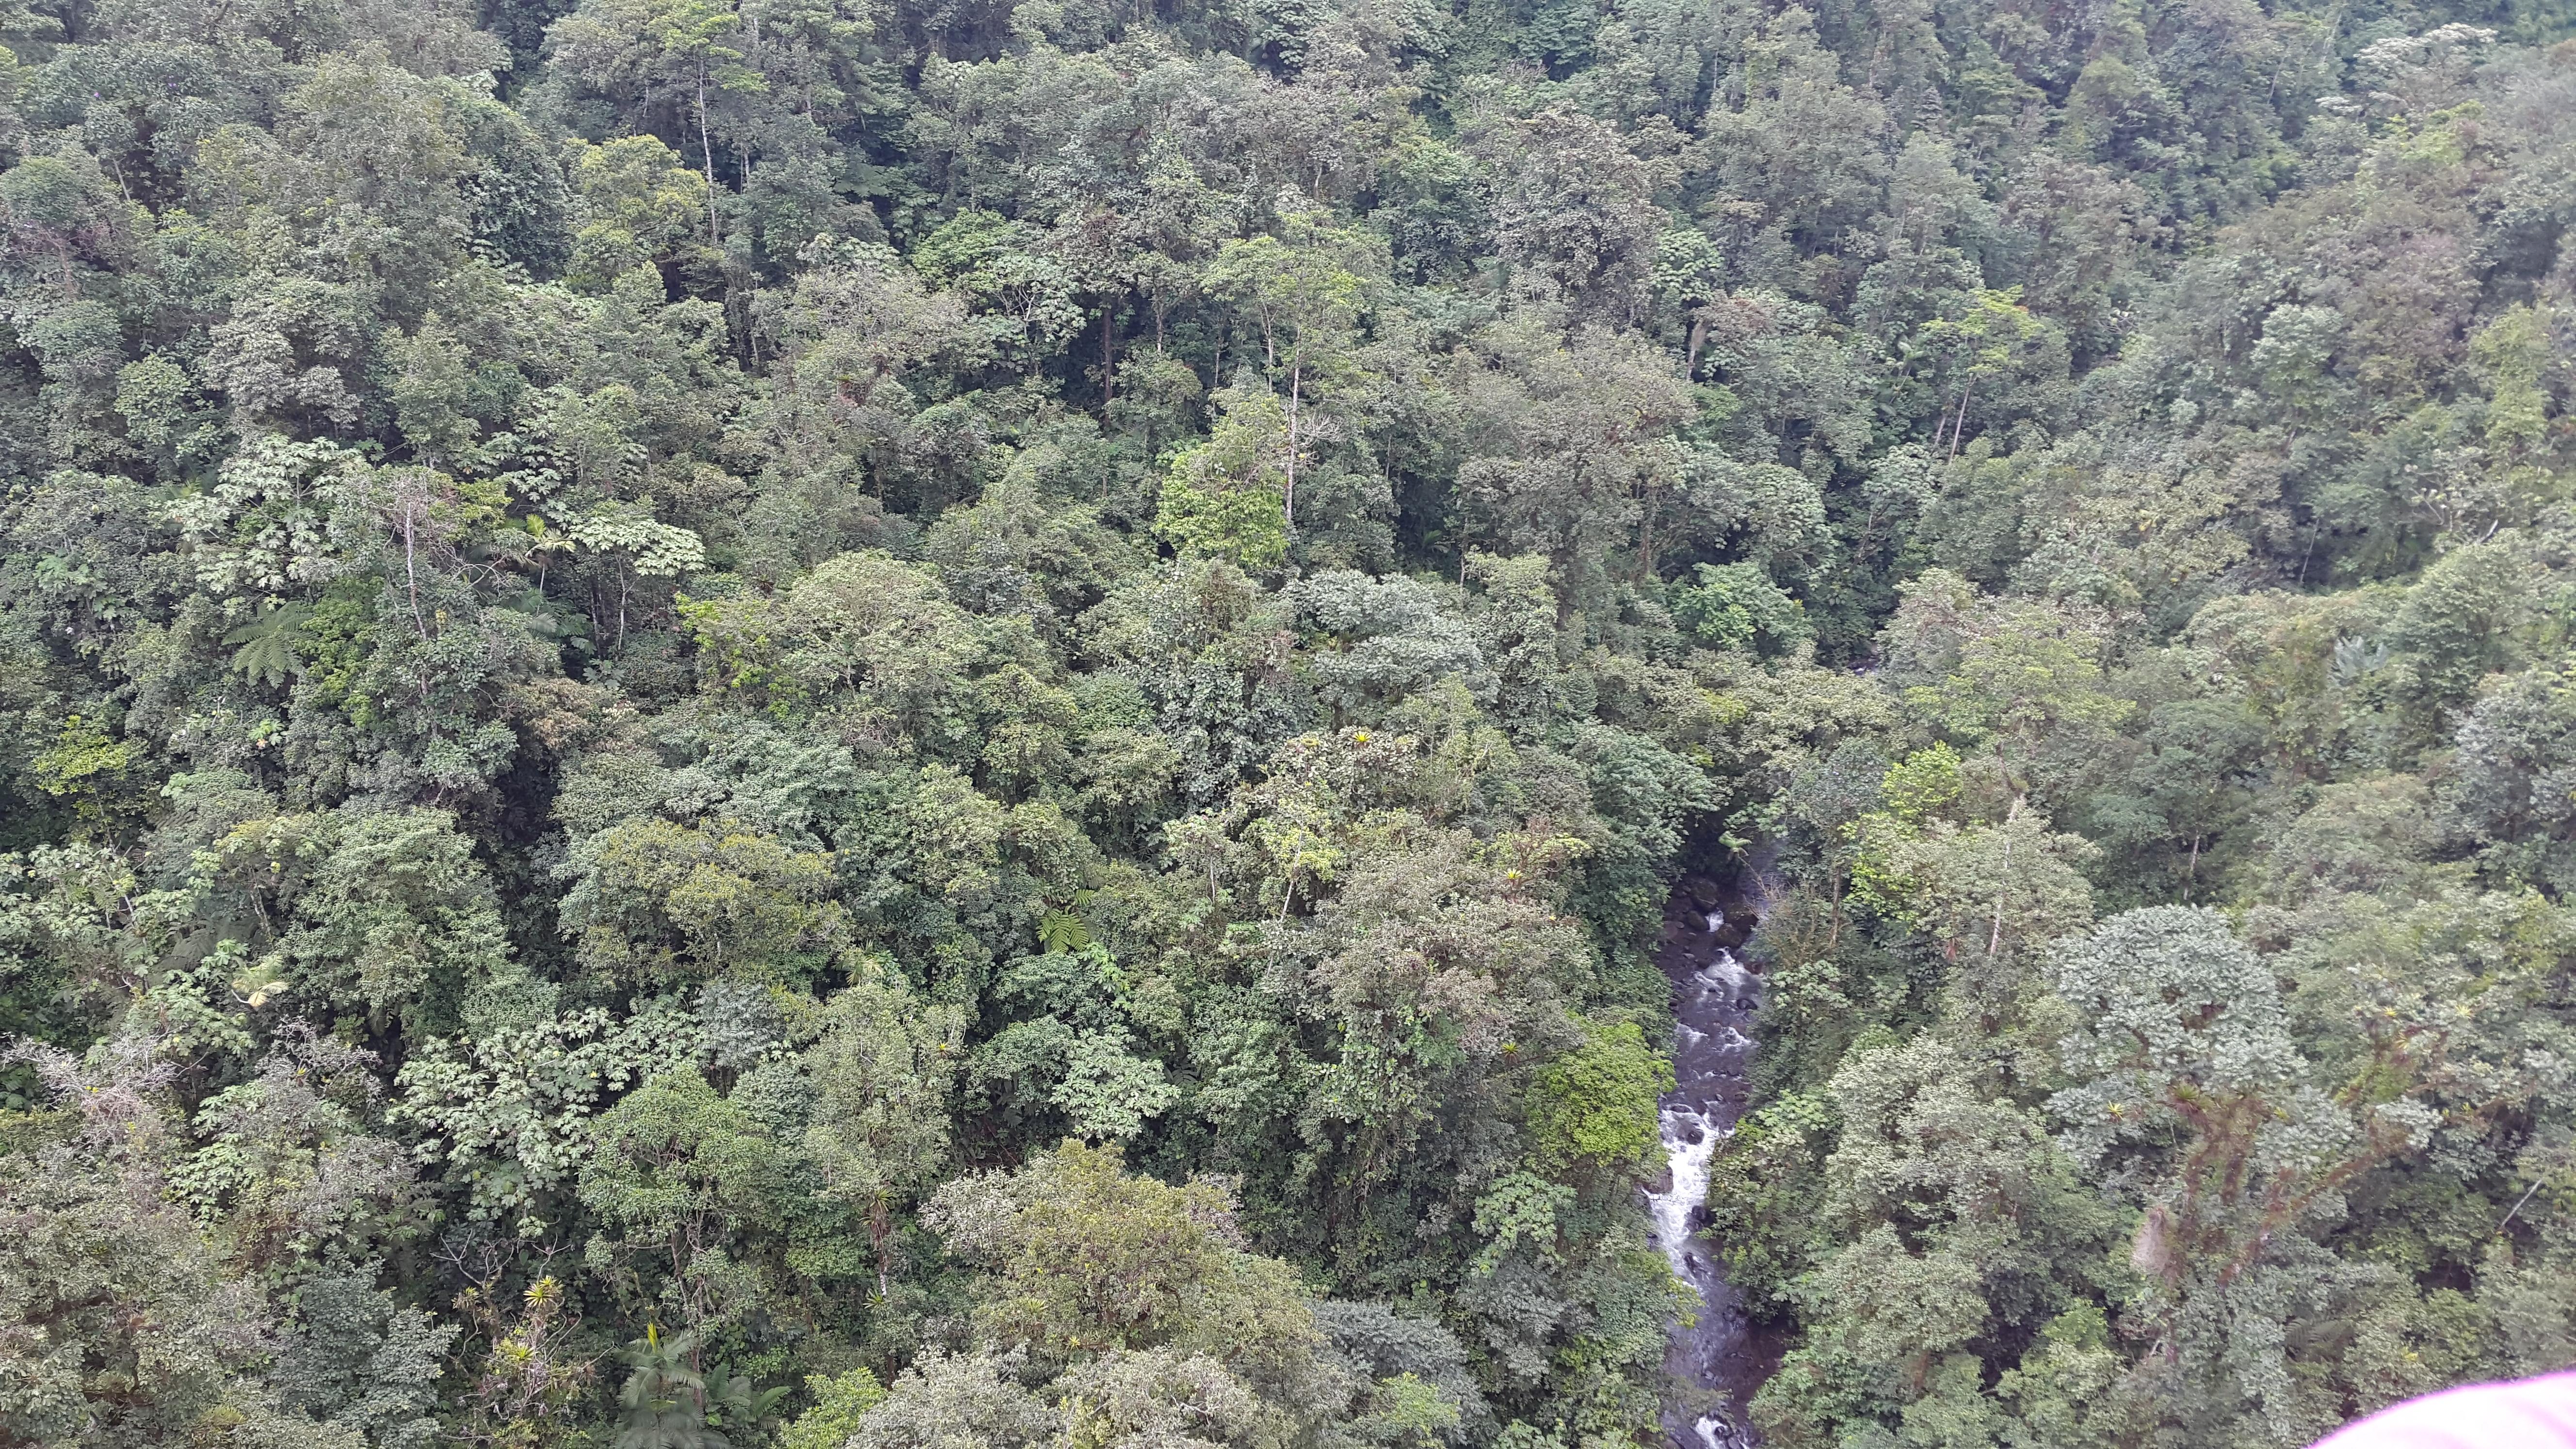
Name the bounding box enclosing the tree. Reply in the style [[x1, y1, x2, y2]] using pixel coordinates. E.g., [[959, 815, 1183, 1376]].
[[557, 818, 841, 986], [1473, 106, 1669, 321], [804, 965, 967, 1296], [1671, 561, 1811, 660], [548, 0, 757, 245], [1523, 1018, 1671, 1178], [1154, 381, 1294, 572], [923, 1142, 1330, 1401], [577, 1070, 801, 1336], [195, 807, 517, 1031], [777, 1368, 885, 1449], [1201, 204, 1382, 535], [1452, 321, 1695, 599], [2046, 908, 2434, 1445], [612, 1326, 727, 1449], [0, 1034, 324, 1449], [2440, 660, 2576, 896], [847, 1350, 1057, 1449]]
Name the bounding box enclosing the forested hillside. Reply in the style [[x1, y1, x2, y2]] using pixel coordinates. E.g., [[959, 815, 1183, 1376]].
[[0, 0, 2571, 1439]]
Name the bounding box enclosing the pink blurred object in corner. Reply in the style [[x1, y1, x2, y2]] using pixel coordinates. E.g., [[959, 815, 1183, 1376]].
[[2312, 1371, 2576, 1449]]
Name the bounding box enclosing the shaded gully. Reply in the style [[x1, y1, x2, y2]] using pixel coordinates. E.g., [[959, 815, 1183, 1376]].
[[1645, 871, 1776, 1449]]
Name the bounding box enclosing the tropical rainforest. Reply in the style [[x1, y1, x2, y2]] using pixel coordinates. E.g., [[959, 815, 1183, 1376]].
[[0, 0, 2571, 1438]]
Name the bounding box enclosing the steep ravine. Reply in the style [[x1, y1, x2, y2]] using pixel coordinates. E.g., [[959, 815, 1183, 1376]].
[[1646, 872, 1774, 1449]]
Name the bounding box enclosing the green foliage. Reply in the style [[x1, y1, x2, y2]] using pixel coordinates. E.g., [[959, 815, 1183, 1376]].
[[920, 1143, 1364, 1443], [0, 0, 2571, 1441], [223, 603, 315, 688], [198, 808, 518, 1030], [804, 965, 966, 1291], [579, 1069, 803, 1337], [278, 1273, 457, 1449], [26, 713, 139, 830], [926, 1142, 1314, 1369], [613, 1326, 727, 1449], [560, 818, 842, 984], [1671, 562, 1811, 659], [1154, 383, 1293, 573], [0, 1039, 331, 1449], [777, 1367, 885, 1449], [1523, 1019, 1672, 1175]]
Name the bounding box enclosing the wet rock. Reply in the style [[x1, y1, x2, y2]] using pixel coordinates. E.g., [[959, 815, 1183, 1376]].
[[1714, 905, 1760, 948]]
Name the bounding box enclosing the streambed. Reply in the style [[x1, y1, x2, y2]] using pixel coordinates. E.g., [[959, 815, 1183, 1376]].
[[1645, 875, 1771, 1449]]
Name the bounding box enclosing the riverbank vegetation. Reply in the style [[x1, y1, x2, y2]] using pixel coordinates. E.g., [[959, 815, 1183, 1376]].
[[0, 0, 2569, 1441]]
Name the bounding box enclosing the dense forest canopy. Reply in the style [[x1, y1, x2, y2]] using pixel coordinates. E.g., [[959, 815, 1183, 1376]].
[[0, 0, 2572, 1438]]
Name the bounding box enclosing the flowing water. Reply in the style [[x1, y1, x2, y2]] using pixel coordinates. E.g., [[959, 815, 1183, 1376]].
[[1646, 876, 1771, 1449]]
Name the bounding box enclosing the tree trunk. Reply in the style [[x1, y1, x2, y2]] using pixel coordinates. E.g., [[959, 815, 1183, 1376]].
[[870, 1196, 892, 1299], [1100, 300, 1117, 407], [1987, 795, 2020, 958], [1284, 347, 1300, 531], [698, 67, 720, 245]]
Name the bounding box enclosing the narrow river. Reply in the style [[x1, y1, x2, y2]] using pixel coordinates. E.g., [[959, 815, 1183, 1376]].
[[1645, 873, 1769, 1448]]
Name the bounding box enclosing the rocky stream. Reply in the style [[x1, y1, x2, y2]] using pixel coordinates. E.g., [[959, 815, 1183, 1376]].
[[1645, 872, 1774, 1448]]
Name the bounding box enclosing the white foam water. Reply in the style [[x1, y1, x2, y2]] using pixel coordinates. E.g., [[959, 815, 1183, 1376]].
[[1648, 1099, 1725, 1281]]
